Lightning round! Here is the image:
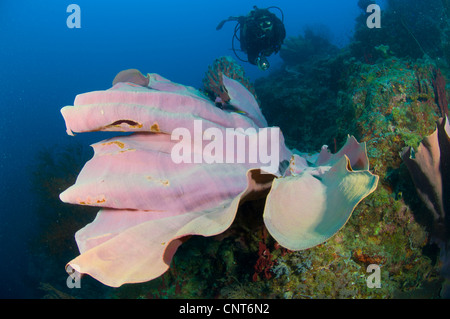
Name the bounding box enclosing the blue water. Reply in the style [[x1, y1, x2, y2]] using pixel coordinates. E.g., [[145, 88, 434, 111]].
[[0, 0, 362, 298]]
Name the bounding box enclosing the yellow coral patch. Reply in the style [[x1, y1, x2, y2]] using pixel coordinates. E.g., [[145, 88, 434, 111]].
[[102, 141, 125, 149], [77, 196, 106, 205], [150, 123, 160, 132], [147, 176, 170, 186]]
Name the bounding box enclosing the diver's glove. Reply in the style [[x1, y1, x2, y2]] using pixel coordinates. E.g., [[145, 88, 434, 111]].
[[216, 16, 239, 30]]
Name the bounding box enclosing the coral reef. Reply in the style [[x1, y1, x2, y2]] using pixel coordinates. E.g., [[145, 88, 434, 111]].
[[36, 61, 449, 300], [352, 0, 449, 62], [336, 58, 443, 173], [280, 25, 338, 66], [252, 228, 275, 282], [254, 9, 449, 295], [331, 57, 448, 297], [101, 55, 448, 299], [202, 56, 256, 104], [33, 63, 449, 300], [33, 56, 448, 298]]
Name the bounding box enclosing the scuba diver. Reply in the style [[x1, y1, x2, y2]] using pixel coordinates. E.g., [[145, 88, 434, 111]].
[[216, 6, 286, 71]]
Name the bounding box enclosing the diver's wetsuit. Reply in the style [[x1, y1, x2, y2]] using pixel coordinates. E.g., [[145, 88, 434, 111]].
[[216, 7, 285, 68], [238, 8, 285, 65]]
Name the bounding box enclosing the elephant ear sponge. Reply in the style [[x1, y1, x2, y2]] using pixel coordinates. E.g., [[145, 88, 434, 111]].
[[401, 116, 450, 239], [264, 136, 379, 251], [59, 69, 378, 287]]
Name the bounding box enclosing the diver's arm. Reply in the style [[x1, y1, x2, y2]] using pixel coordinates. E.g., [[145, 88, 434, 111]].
[[216, 16, 240, 30]]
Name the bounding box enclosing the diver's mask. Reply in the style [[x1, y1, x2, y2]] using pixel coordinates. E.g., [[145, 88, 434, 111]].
[[259, 19, 273, 32], [256, 56, 270, 71]]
